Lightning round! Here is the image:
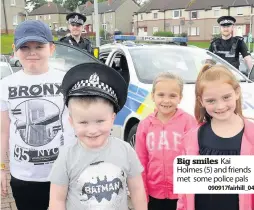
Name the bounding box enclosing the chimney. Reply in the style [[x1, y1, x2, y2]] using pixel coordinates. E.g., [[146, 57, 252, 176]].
[[86, 1, 93, 7], [108, 0, 113, 5]]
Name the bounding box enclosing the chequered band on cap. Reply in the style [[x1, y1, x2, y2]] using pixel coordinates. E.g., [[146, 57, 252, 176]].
[[220, 20, 234, 25], [70, 73, 118, 102], [69, 15, 84, 24]]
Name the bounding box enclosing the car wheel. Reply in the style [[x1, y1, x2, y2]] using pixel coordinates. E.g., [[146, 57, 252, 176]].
[[15, 60, 21, 67], [126, 124, 138, 148]]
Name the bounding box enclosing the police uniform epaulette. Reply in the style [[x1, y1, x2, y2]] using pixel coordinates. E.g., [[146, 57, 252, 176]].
[[234, 36, 243, 41], [211, 37, 219, 44], [83, 37, 91, 42], [59, 36, 67, 41]]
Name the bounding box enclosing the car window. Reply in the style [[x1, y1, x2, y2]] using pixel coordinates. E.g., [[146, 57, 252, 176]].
[[129, 47, 246, 84], [1, 65, 12, 79], [99, 52, 110, 63], [49, 42, 100, 72], [0, 55, 8, 63]]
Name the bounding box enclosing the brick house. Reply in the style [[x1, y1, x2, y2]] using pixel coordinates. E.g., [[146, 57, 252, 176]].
[[28, 2, 71, 31], [76, 0, 140, 35], [133, 0, 254, 41], [1, 0, 26, 34]]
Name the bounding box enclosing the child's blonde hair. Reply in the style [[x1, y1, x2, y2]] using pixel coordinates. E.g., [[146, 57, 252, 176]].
[[195, 64, 243, 123], [152, 72, 184, 95]]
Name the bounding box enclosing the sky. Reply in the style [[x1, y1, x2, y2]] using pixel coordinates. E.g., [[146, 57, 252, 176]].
[[26, 0, 148, 11]]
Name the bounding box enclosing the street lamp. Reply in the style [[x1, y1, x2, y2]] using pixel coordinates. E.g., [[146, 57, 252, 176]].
[[94, 0, 100, 47]]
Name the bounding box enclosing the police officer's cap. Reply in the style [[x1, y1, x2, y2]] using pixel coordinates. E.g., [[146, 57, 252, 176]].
[[66, 12, 86, 25], [217, 16, 236, 26], [62, 63, 128, 113]]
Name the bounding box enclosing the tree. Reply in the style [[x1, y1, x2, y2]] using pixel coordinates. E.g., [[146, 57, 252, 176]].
[[25, 0, 47, 10], [53, 0, 64, 5], [63, 0, 87, 12]]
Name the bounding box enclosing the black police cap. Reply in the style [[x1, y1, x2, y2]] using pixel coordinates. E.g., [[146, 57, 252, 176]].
[[62, 63, 128, 113], [66, 12, 86, 25], [217, 16, 236, 26]]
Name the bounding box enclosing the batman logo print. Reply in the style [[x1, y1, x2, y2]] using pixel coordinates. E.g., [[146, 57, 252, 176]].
[[77, 162, 127, 210]]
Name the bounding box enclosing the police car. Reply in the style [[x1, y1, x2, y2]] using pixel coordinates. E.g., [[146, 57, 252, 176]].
[[99, 35, 254, 146], [49, 37, 254, 147]]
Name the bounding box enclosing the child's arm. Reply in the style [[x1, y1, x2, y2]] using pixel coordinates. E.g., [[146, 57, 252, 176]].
[[127, 174, 147, 210], [126, 142, 147, 209], [135, 122, 149, 200], [49, 184, 68, 210], [176, 194, 187, 210], [185, 114, 198, 132], [176, 132, 190, 210], [48, 147, 69, 210]]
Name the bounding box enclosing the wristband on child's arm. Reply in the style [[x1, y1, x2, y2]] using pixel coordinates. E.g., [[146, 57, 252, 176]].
[[1, 163, 6, 170]]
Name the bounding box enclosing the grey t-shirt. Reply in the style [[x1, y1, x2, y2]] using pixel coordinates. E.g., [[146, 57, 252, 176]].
[[49, 137, 143, 210]]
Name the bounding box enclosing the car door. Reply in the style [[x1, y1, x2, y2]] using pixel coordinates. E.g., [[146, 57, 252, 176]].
[[49, 41, 101, 72]]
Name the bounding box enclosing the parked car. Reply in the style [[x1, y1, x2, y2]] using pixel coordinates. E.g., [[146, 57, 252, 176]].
[[9, 52, 22, 67], [0, 55, 13, 79], [239, 52, 254, 76], [46, 41, 254, 148]]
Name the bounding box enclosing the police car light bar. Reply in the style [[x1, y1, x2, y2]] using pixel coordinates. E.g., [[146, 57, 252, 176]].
[[114, 35, 188, 43]]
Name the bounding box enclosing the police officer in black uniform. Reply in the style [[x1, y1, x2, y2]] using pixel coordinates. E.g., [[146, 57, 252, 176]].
[[209, 16, 253, 72], [59, 12, 92, 54]]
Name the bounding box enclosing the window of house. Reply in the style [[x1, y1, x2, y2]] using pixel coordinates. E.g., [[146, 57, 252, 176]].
[[110, 13, 113, 20], [44, 15, 47, 20], [153, 27, 158, 34], [213, 26, 220, 34], [237, 7, 243, 15], [213, 7, 220, 17], [154, 13, 158, 19], [172, 25, 181, 34], [191, 11, 198, 19], [173, 10, 181, 19], [188, 27, 200, 36], [48, 15, 51, 20], [141, 14, 143, 20], [13, 15, 18, 25], [36, 16, 38, 20], [11, 0, 16, 6], [102, 23, 107, 31]]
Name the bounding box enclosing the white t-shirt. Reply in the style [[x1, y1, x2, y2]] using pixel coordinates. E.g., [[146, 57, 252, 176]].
[[0, 69, 75, 182]]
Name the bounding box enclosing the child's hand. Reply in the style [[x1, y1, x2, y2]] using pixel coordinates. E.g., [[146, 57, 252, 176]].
[[1, 170, 8, 196]]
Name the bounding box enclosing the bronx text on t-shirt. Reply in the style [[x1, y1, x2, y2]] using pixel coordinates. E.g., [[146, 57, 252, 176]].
[[8, 83, 62, 99]]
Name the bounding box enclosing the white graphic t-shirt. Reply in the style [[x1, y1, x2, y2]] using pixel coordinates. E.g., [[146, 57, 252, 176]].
[[0, 70, 75, 182]]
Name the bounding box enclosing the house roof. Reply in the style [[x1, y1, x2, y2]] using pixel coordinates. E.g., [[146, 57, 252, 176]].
[[79, 0, 127, 16], [137, 0, 254, 13], [29, 2, 71, 16]]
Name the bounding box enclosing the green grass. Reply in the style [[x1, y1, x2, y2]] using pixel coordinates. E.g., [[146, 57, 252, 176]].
[[1, 34, 14, 54], [188, 41, 210, 49], [1, 34, 58, 55]]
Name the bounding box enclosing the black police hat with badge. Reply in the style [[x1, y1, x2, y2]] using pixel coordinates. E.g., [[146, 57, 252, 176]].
[[217, 16, 236, 26], [62, 63, 128, 113], [66, 12, 86, 25]]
